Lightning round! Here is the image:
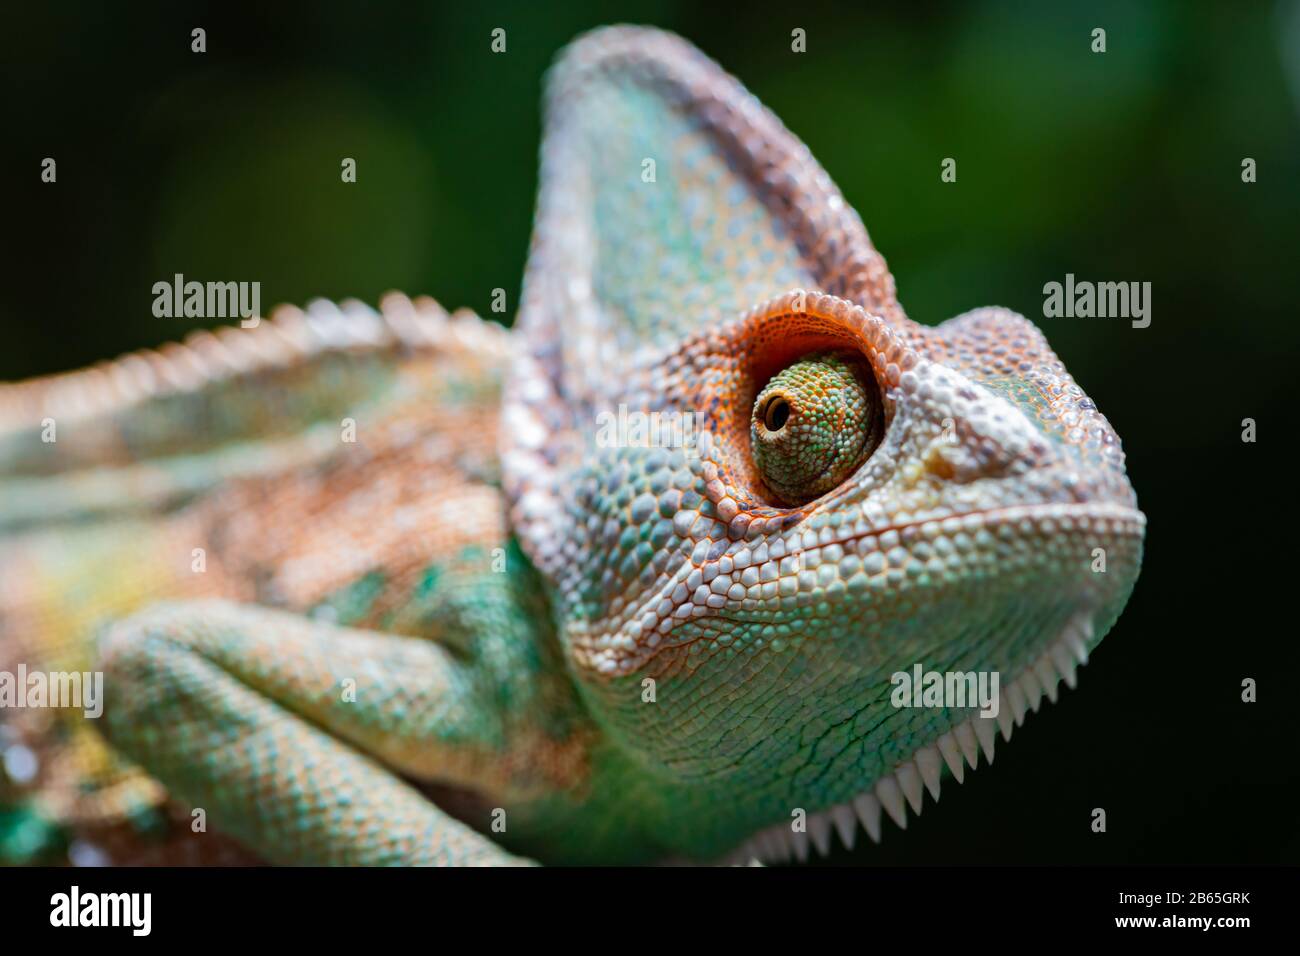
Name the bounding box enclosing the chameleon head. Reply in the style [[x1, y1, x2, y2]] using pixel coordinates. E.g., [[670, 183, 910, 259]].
[[527, 289, 1144, 860], [503, 26, 1145, 861]]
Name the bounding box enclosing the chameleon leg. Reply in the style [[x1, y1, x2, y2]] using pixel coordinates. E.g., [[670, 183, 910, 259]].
[[97, 599, 532, 865]]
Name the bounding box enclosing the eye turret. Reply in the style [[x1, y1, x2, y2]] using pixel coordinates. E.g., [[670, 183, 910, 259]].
[[750, 351, 882, 505]]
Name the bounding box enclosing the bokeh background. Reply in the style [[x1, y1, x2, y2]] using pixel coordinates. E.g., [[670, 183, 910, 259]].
[[4, 1, 1297, 864]]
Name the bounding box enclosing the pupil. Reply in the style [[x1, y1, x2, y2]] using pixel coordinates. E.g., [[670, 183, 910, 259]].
[[764, 396, 790, 431]]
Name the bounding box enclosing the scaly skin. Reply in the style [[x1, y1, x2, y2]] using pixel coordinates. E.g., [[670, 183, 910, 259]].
[[0, 27, 1142, 866]]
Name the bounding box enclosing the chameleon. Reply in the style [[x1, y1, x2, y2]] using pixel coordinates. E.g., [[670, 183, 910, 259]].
[[0, 25, 1143, 866]]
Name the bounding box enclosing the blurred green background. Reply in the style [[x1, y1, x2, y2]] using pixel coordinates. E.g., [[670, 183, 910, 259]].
[[4, 1, 1297, 864]]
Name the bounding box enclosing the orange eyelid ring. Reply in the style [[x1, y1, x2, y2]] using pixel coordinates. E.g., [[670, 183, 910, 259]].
[[719, 289, 918, 397], [663, 289, 911, 517]]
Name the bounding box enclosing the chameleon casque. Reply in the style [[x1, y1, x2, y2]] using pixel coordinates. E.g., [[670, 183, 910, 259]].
[[0, 26, 1143, 866]]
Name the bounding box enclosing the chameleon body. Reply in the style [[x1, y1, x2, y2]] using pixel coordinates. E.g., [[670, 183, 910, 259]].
[[0, 27, 1142, 866]]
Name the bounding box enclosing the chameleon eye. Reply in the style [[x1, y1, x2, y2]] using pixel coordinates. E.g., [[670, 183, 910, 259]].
[[750, 351, 883, 505]]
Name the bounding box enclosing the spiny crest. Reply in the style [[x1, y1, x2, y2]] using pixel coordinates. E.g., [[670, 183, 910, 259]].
[[0, 294, 510, 434]]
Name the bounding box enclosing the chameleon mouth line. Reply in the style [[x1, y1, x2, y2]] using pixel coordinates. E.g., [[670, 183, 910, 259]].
[[723, 608, 1096, 865], [617, 500, 1139, 666], [820, 500, 1147, 553]]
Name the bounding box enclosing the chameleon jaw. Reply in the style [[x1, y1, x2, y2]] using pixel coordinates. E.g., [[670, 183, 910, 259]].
[[721, 608, 1098, 865], [582, 498, 1142, 679]]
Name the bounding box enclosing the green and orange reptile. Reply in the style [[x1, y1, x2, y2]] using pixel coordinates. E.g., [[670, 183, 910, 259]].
[[0, 26, 1143, 866]]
